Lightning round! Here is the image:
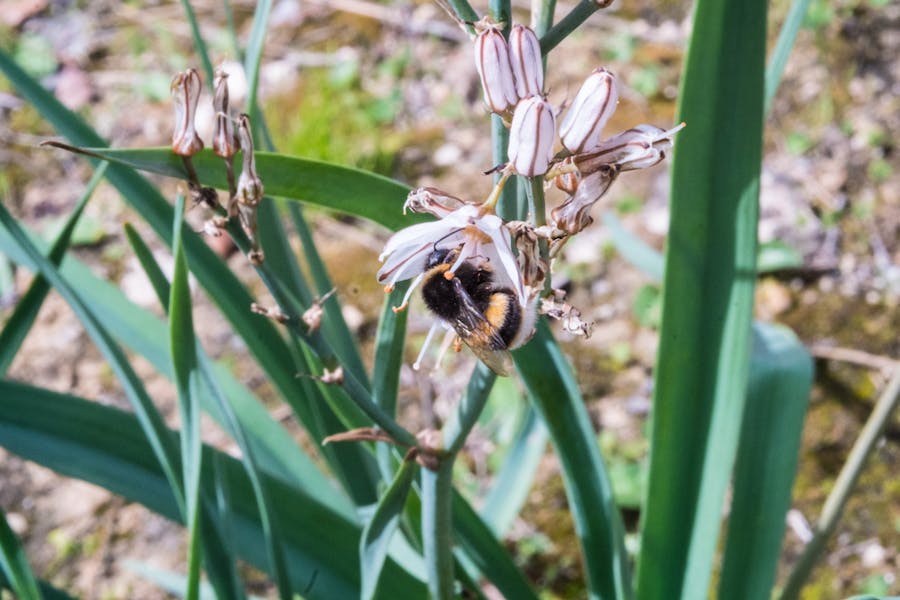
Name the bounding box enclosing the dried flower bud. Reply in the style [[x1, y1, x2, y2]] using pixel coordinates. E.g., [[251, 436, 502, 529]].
[[318, 366, 344, 385], [559, 68, 618, 154], [404, 187, 467, 218], [508, 95, 556, 177], [540, 295, 593, 338], [474, 24, 519, 113], [508, 25, 543, 99], [506, 220, 548, 289], [550, 166, 619, 235], [212, 69, 239, 158], [171, 69, 204, 156], [575, 123, 684, 173], [236, 114, 263, 206], [553, 169, 580, 194], [251, 302, 289, 323]]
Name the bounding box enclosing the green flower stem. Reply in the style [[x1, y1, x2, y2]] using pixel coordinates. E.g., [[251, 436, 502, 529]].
[[422, 459, 456, 600], [446, 0, 479, 24], [489, 0, 511, 30], [779, 366, 900, 600], [443, 364, 497, 456], [492, 117, 519, 221], [540, 0, 604, 55], [533, 0, 558, 37], [223, 218, 417, 448]]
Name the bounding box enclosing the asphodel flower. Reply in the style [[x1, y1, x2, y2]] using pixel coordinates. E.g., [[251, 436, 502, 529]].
[[508, 95, 556, 176], [474, 22, 518, 114], [508, 25, 543, 99], [550, 166, 619, 235], [171, 69, 204, 156], [559, 67, 618, 154]]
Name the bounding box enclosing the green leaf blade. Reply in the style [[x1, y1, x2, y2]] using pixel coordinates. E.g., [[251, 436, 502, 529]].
[[0, 505, 42, 600], [718, 323, 813, 600], [635, 0, 768, 596]]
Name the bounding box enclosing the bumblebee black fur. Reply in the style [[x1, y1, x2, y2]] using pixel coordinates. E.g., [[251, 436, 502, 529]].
[[421, 247, 522, 350]]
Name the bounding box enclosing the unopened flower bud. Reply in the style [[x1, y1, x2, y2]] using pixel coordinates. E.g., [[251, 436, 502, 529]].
[[404, 187, 467, 218], [508, 96, 556, 177], [550, 166, 618, 235], [474, 24, 518, 113], [171, 69, 204, 156], [574, 123, 684, 174], [212, 69, 240, 158], [508, 25, 543, 99], [559, 68, 618, 154], [236, 114, 263, 206]]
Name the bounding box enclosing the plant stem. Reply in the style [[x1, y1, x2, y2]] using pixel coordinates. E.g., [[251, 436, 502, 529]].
[[446, 0, 479, 24], [532, 0, 557, 36], [443, 363, 497, 455], [540, 0, 603, 55], [422, 459, 456, 600], [779, 367, 900, 600]]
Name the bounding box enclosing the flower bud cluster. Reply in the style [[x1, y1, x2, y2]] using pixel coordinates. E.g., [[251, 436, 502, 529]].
[[474, 20, 544, 115], [169, 66, 266, 264]]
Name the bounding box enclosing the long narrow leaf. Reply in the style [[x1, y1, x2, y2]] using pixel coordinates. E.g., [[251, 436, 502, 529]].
[[0, 505, 41, 600], [718, 323, 813, 599], [514, 322, 631, 600], [0, 161, 108, 374], [0, 381, 427, 599], [635, 0, 767, 595], [361, 460, 418, 600], [479, 404, 548, 536], [764, 0, 813, 115], [4, 222, 347, 513], [129, 220, 293, 600], [41, 146, 418, 231], [170, 196, 206, 600]]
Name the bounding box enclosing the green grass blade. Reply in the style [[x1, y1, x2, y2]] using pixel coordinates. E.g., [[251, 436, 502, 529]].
[[514, 322, 631, 600], [718, 323, 813, 600], [243, 0, 272, 126], [479, 404, 548, 536], [451, 495, 541, 600], [361, 460, 417, 600], [178, 0, 215, 85], [170, 196, 205, 600], [0, 161, 107, 374], [4, 224, 346, 512], [0, 505, 41, 600], [635, 0, 767, 595], [0, 381, 427, 599], [45, 146, 418, 230], [371, 283, 409, 476], [130, 217, 293, 600], [765, 0, 813, 115], [0, 201, 185, 510]]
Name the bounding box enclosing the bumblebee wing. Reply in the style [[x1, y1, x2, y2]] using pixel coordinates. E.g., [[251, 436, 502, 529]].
[[448, 277, 513, 376]]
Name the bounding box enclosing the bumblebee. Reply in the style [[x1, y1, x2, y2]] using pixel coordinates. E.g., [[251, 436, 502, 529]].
[[420, 246, 524, 376]]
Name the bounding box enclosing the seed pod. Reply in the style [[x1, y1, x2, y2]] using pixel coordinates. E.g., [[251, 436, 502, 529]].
[[474, 25, 518, 113], [235, 114, 263, 206], [559, 68, 618, 154], [508, 25, 543, 99], [508, 96, 556, 177], [212, 69, 239, 158], [171, 69, 204, 156]]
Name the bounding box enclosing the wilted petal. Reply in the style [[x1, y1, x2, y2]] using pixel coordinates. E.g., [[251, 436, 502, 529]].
[[171, 69, 204, 156], [508, 25, 543, 99], [508, 96, 556, 177], [576, 122, 684, 173], [550, 166, 619, 235], [559, 68, 618, 154], [404, 187, 467, 218], [212, 69, 239, 158], [474, 25, 519, 113]]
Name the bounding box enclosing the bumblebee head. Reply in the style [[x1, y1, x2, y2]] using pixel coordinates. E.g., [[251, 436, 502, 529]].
[[426, 246, 458, 269]]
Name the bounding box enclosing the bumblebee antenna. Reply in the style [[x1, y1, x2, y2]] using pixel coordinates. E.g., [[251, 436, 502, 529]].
[[431, 227, 465, 252]]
